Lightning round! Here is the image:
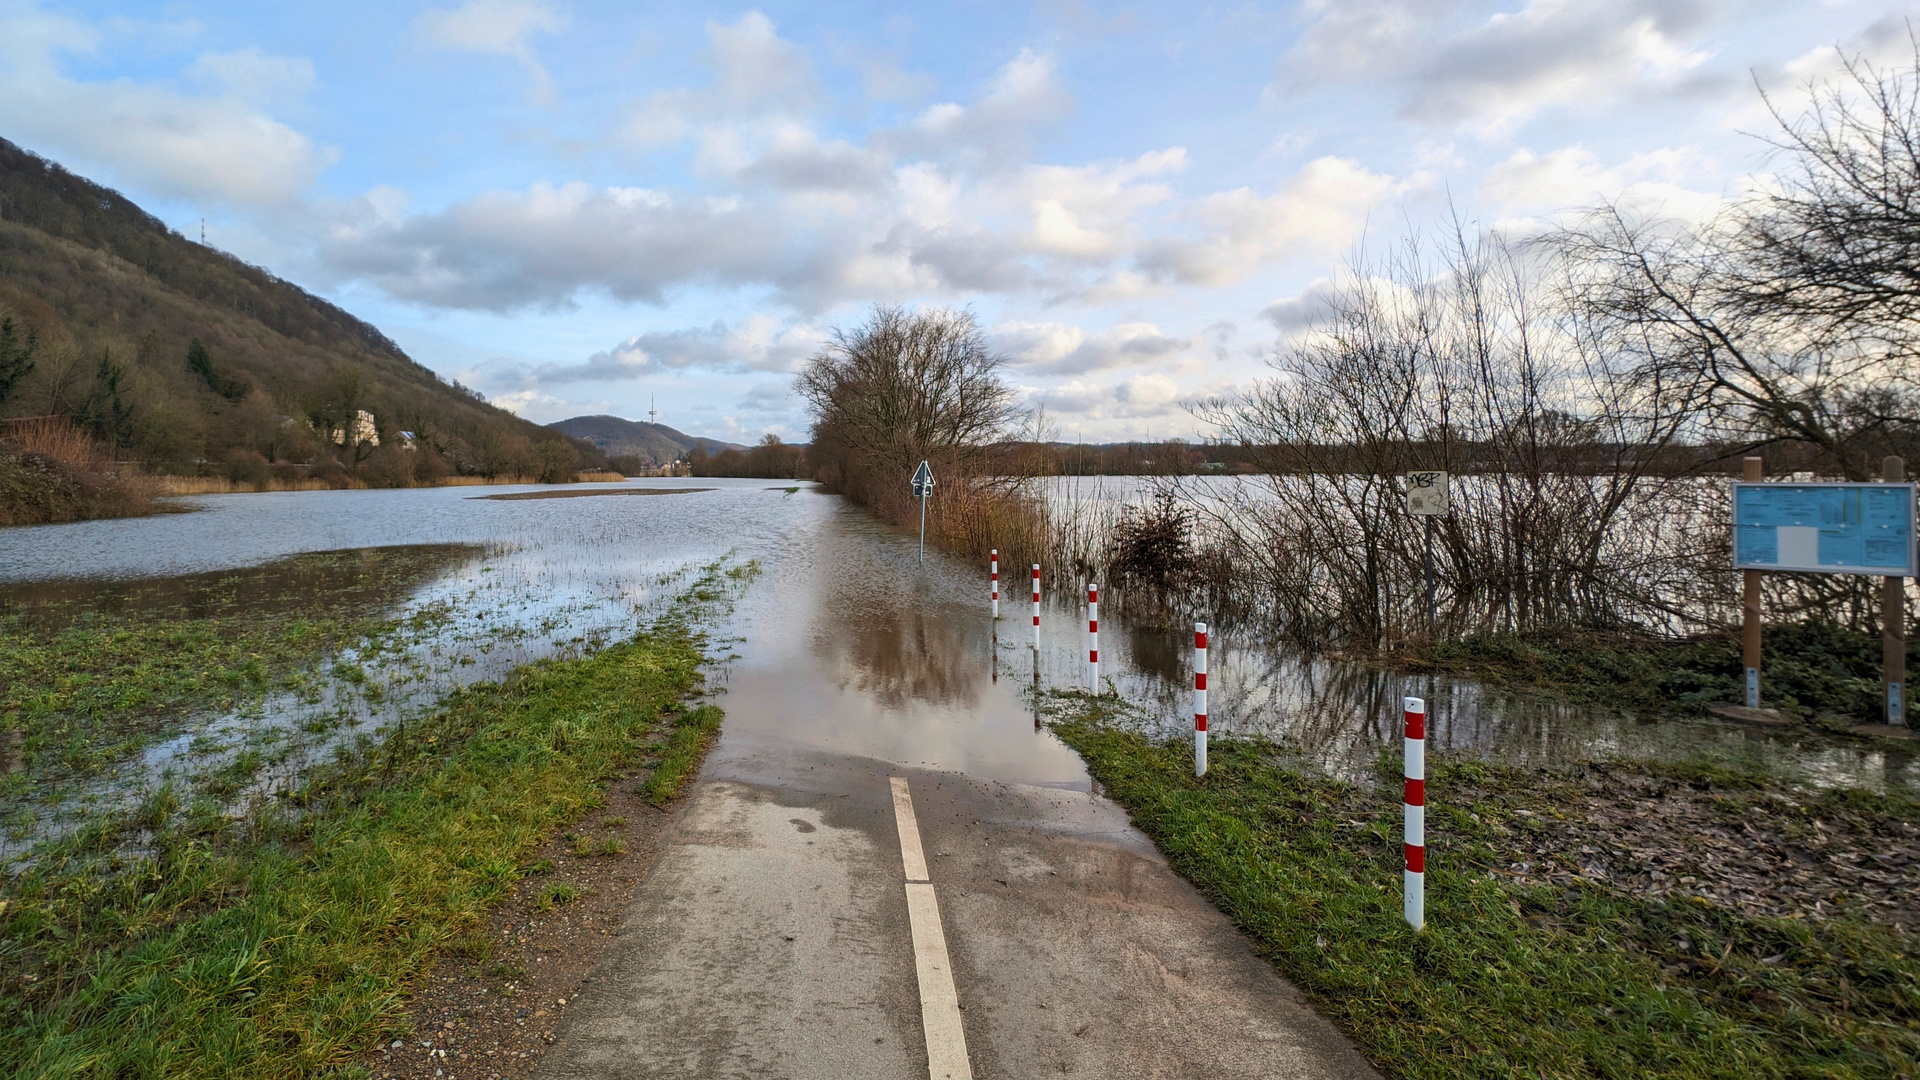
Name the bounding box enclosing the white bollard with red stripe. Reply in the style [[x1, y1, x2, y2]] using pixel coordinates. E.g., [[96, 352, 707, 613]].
[[1087, 583, 1100, 691], [1031, 565, 1041, 649], [1404, 696, 1426, 931], [990, 549, 999, 620], [1194, 622, 1208, 777]]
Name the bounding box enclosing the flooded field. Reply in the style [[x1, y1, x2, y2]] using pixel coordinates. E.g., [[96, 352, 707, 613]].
[[0, 475, 1907, 861]]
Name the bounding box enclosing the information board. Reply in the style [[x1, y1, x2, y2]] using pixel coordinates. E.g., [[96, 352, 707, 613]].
[[1732, 482, 1918, 576], [1404, 471, 1448, 516]]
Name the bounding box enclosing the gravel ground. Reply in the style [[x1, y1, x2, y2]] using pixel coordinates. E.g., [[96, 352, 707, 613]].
[[1465, 763, 1920, 928], [366, 769, 682, 1080]]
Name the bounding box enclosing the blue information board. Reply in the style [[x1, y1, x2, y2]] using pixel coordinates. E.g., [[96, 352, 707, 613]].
[[1732, 482, 1918, 575]]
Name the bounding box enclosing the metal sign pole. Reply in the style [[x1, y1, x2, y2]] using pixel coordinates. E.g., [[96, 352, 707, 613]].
[[1742, 456, 1763, 709], [1424, 515, 1436, 629], [1887, 455, 1907, 726], [910, 459, 934, 566]]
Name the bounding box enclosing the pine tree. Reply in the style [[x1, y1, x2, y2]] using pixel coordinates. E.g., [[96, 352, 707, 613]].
[[0, 316, 37, 410], [84, 348, 134, 449]]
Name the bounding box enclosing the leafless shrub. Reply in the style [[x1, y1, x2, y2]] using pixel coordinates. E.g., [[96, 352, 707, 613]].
[[1194, 226, 1699, 648]]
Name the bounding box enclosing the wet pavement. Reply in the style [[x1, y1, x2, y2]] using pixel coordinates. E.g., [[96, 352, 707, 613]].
[[537, 496, 1379, 1077]]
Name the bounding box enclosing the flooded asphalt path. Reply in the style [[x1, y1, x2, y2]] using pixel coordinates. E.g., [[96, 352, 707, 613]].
[[537, 499, 1379, 1080]]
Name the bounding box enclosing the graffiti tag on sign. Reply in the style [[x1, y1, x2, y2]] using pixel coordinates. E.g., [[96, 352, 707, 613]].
[[1405, 471, 1449, 517]]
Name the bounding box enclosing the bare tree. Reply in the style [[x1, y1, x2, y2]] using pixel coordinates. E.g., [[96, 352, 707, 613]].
[[1547, 39, 1920, 480], [798, 305, 1017, 511]]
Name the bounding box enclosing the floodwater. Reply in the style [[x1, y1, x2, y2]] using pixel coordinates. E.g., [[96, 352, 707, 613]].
[[0, 476, 1909, 858]]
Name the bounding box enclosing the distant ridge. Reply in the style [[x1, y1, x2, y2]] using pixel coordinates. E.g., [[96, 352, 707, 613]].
[[548, 414, 744, 464]]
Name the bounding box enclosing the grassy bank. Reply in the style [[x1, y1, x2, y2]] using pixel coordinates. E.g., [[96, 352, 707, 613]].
[[1049, 696, 1920, 1079], [1398, 621, 1915, 727], [0, 564, 744, 1078]]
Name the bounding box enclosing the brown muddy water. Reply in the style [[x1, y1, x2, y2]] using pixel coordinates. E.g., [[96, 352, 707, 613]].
[[0, 477, 1908, 861]]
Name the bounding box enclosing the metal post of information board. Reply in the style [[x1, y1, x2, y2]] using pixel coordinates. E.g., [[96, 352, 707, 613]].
[[1887, 456, 1907, 726], [1424, 516, 1436, 629], [1742, 456, 1763, 708]]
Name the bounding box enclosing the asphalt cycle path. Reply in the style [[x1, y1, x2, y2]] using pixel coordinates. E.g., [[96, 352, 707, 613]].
[[537, 503, 1380, 1080]]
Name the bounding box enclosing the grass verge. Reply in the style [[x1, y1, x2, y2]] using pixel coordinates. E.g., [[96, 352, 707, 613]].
[[1049, 696, 1920, 1080], [0, 563, 744, 1079]]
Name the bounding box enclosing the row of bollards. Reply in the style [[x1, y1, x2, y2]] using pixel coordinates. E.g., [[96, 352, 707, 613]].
[[991, 553, 1429, 932]]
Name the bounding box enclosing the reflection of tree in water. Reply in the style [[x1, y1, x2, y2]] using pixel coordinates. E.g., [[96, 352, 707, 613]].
[[1200, 641, 1662, 778], [806, 518, 985, 711]]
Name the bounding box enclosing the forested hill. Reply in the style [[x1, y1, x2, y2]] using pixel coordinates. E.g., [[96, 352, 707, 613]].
[[548, 414, 743, 465], [0, 137, 600, 483]]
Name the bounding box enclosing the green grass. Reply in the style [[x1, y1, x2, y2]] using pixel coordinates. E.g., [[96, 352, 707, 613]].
[[1049, 700, 1920, 1080], [1407, 621, 1907, 724], [0, 585, 731, 1078], [640, 703, 725, 806]]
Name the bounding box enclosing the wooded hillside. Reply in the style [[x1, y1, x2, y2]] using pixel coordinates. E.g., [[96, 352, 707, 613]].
[[0, 138, 601, 484]]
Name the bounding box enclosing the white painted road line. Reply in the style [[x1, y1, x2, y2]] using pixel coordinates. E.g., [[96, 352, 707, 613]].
[[890, 776, 930, 882], [890, 778, 973, 1080]]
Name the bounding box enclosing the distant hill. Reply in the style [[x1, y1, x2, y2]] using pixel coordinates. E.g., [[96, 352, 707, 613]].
[[548, 415, 743, 464], [0, 137, 600, 483]]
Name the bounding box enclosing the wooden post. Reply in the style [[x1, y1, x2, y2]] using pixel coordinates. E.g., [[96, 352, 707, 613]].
[[1886, 455, 1907, 726], [1743, 456, 1763, 708]]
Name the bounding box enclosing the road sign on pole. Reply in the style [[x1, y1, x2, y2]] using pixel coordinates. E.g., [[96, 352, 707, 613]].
[[1405, 471, 1448, 629], [911, 460, 935, 563]]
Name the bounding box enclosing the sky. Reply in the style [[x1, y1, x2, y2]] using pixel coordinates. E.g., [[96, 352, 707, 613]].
[[0, 0, 1907, 443]]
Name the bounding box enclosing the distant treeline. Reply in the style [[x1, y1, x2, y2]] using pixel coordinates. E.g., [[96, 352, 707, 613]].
[[690, 435, 1825, 482], [687, 436, 808, 478]]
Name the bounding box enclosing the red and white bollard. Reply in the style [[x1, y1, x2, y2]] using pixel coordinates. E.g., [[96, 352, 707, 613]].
[[1087, 583, 1100, 691], [990, 549, 999, 620], [1031, 564, 1041, 649], [1403, 696, 1426, 931], [1194, 622, 1208, 777]]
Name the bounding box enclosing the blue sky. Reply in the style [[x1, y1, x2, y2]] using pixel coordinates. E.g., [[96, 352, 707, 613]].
[[0, 0, 1905, 442]]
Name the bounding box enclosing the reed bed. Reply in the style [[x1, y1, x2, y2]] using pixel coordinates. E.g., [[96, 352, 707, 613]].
[[0, 416, 157, 525]]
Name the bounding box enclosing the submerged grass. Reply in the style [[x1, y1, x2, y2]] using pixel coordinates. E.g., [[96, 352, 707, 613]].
[[0, 560, 748, 1078], [1049, 696, 1920, 1080], [0, 545, 481, 779]]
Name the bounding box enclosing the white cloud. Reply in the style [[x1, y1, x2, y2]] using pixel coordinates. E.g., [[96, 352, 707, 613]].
[[1259, 277, 1341, 334], [1031, 373, 1186, 418], [1284, 0, 1732, 133], [881, 49, 1071, 161], [996, 320, 1197, 375], [1139, 156, 1408, 286], [321, 181, 785, 309], [1479, 144, 1727, 223], [0, 8, 330, 206], [523, 315, 826, 383], [487, 387, 611, 423], [416, 0, 569, 104], [187, 47, 316, 105]]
